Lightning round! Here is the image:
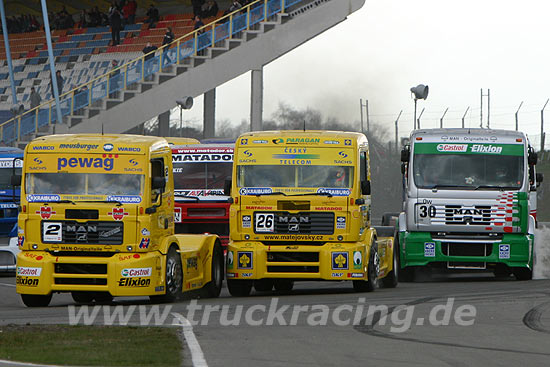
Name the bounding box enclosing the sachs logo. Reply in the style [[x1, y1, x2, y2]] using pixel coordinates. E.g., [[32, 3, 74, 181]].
[[108, 207, 128, 221], [35, 206, 56, 219]]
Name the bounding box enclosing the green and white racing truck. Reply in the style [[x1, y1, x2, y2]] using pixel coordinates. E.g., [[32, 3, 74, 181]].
[[398, 128, 541, 280]]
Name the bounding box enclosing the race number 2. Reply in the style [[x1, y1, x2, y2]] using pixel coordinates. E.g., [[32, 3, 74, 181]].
[[255, 213, 274, 232], [43, 222, 62, 242]]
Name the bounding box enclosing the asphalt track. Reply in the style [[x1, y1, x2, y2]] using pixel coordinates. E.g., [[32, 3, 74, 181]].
[[1, 273, 550, 367]]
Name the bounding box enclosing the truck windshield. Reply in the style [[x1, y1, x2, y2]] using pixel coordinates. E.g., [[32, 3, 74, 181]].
[[173, 162, 232, 191], [413, 154, 524, 189], [0, 167, 21, 191], [237, 165, 354, 188], [26, 173, 144, 196]]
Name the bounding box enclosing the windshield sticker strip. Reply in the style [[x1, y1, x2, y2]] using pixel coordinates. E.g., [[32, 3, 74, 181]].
[[414, 143, 524, 156]]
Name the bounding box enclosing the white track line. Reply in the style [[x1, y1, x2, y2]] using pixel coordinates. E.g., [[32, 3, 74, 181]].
[[0, 359, 67, 367], [0, 283, 15, 287], [172, 313, 208, 367]]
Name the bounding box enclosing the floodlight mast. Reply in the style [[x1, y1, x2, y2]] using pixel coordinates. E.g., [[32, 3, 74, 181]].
[[410, 84, 429, 130]]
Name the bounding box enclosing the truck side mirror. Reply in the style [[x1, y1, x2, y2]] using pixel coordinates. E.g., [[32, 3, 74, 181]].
[[361, 180, 371, 195], [224, 178, 232, 196], [11, 174, 21, 186], [152, 176, 165, 190], [528, 150, 538, 165], [536, 172, 544, 187], [400, 146, 410, 162]]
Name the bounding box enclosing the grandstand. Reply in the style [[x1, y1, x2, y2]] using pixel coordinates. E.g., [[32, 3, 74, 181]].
[[0, 0, 365, 146]]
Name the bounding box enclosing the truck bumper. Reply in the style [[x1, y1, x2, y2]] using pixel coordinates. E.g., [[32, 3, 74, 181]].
[[399, 231, 533, 270], [16, 251, 167, 296], [226, 241, 369, 281]]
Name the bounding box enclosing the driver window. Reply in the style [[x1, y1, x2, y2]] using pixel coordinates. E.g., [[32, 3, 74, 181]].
[[151, 158, 164, 202]]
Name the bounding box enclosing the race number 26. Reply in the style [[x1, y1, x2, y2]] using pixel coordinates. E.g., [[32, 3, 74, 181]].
[[255, 213, 274, 232]]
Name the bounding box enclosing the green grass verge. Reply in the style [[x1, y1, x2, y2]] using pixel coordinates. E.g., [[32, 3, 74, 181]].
[[0, 325, 182, 366]]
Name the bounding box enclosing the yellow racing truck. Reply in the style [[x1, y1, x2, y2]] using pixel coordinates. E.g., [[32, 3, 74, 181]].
[[15, 134, 223, 307], [224, 130, 397, 296]]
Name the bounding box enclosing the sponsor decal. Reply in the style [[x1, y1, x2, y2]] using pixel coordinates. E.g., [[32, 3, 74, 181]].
[[187, 257, 198, 270], [141, 228, 150, 236], [499, 244, 510, 259], [332, 252, 349, 270], [33, 157, 43, 165], [471, 144, 503, 154], [331, 272, 343, 277], [16, 276, 39, 287], [344, 139, 352, 146], [17, 235, 24, 247], [172, 153, 233, 162], [155, 286, 164, 292], [239, 188, 273, 196], [32, 145, 54, 151], [324, 140, 340, 145], [349, 273, 364, 278], [121, 267, 152, 277], [174, 189, 224, 197], [226, 272, 236, 278], [242, 215, 251, 228], [317, 188, 351, 197], [117, 147, 141, 152], [57, 156, 114, 171], [107, 195, 141, 204], [241, 273, 253, 278], [353, 251, 362, 269], [36, 206, 56, 219], [253, 140, 268, 144], [27, 194, 60, 202], [17, 267, 42, 276], [59, 143, 99, 151], [315, 207, 343, 211], [103, 143, 114, 152], [118, 278, 151, 287], [285, 137, 320, 145], [139, 238, 150, 249], [0, 158, 22, 168], [43, 222, 62, 242], [227, 251, 234, 269], [424, 242, 436, 257], [436, 144, 468, 152], [240, 138, 248, 145], [108, 207, 129, 221], [245, 206, 273, 210], [337, 216, 346, 229], [238, 251, 253, 269], [0, 203, 18, 209], [174, 207, 182, 223]]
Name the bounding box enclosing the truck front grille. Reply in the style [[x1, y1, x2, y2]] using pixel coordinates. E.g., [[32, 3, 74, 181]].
[[54, 263, 107, 274], [55, 278, 107, 285], [441, 243, 493, 257], [444, 205, 492, 225], [267, 266, 319, 273], [255, 211, 334, 235], [267, 252, 319, 262], [42, 221, 123, 245]]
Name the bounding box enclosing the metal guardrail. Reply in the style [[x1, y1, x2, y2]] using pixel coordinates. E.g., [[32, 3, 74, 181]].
[[0, 0, 305, 144]]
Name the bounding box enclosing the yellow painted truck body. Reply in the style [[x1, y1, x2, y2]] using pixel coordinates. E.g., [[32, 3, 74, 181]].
[[16, 134, 223, 306]]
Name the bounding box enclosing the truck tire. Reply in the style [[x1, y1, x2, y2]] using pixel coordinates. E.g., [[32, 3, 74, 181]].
[[381, 234, 399, 288], [353, 243, 379, 292], [254, 279, 274, 292], [201, 242, 224, 298], [71, 292, 95, 304], [21, 294, 52, 307], [273, 279, 294, 293], [227, 279, 252, 297], [513, 267, 533, 281], [151, 246, 183, 303]]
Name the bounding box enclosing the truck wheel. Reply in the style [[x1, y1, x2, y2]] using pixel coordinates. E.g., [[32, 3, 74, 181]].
[[151, 246, 183, 303], [71, 292, 95, 304], [254, 279, 274, 292], [381, 236, 399, 288], [513, 267, 532, 281], [353, 244, 379, 292], [227, 279, 252, 297], [21, 294, 52, 307], [201, 242, 224, 298], [273, 279, 294, 293]]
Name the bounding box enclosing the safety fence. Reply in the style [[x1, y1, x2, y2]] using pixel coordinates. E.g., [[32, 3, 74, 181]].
[[0, 0, 306, 144]]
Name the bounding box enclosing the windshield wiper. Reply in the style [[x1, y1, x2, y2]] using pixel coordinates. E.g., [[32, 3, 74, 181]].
[[256, 192, 287, 196], [474, 185, 518, 190], [53, 200, 76, 205], [81, 200, 123, 206], [426, 184, 473, 190], [176, 196, 200, 202], [287, 192, 333, 198]]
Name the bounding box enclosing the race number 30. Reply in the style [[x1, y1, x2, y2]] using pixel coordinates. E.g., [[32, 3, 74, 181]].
[[255, 213, 274, 232], [43, 222, 62, 242]]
